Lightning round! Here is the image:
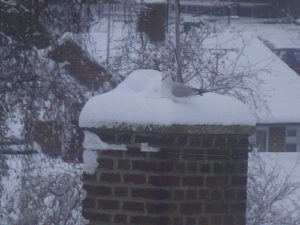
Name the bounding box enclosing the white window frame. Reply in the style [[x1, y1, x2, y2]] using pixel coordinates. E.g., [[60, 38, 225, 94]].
[[285, 126, 300, 152], [255, 126, 269, 152]]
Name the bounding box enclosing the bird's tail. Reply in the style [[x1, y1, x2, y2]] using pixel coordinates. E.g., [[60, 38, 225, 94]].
[[193, 87, 226, 95], [192, 88, 212, 96]]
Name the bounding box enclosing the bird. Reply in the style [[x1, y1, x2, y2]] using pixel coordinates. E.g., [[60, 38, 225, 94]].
[[161, 72, 211, 99]]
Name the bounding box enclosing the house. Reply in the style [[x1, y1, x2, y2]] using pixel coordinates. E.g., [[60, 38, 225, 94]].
[[250, 39, 300, 152], [48, 39, 113, 92]]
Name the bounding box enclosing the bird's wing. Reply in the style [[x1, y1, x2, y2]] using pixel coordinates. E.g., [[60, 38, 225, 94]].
[[171, 82, 196, 97]]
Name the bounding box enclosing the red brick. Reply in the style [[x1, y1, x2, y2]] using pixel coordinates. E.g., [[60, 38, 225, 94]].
[[135, 134, 175, 146], [211, 190, 223, 200], [186, 190, 197, 199], [156, 161, 173, 173], [173, 217, 184, 225], [133, 161, 173, 173], [100, 150, 123, 157], [83, 172, 97, 181], [198, 189, 210, 200], [98, 199, 119, 210], [98, 158, 114, 169], [239, 137, 249, 146], [205, 203, 228, 213], [236, 189, 247, 200], [200, 164, 211, 173], [115, 187, 128, 197], [215, 137, 226, 147], [132, 160, 157, 172], [225, 164, 236, 173], [150, 150, 179, 160], [231, 176, 247, 186], [231, 203, 246, 213], [114, 214, 127, 223], [237, 162, 248, 172], [182, 149, 204, 160], [186, 217, 196, 225], [232, 150, 248, 160], [82, 198, 95, 209], [177, 136, 188, 146], [83, 184, 111, 196], [132, 188, 171, 200], [189, 137, 201, 146], [173, 190, 185, 200], [180, 203, 202, 215], [146, 203, 178, 214], [118, 159, 130, 170], [123, 201, 145, 212], [202, 138, 213, 147], [148, 175, 180, 186], [224, 215, 234, 225], [235, 215, 246, 225], [211, 216, 222, 225], [207, 150, 229, 160], [82, 211, 110, 222], [183, 176, 204, 186], [224, 190, 236, 200], [206, 176, 228, 186], [126, 148, 146, 157], [130, 216, 171, 225], [117, 133, 131, 143], [124, 174, 146, 185], [199, 217, 209, 225], [100, 173, 121, 183], [174, 162, 186, 173], [213, 163, 224, 173], [228, 137, 238, 146], [187, 162, 197, 173]]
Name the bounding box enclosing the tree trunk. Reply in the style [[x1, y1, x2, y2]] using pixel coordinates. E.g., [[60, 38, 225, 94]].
[[106, 0, 112, 71], [175, 0, 183, 83]]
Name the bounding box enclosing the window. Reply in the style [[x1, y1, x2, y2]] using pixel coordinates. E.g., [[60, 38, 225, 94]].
[[286, 143, 297, 152], [285, 126, 299, 152], [255, 129, 267, 152], [287, 129, 297, 137]]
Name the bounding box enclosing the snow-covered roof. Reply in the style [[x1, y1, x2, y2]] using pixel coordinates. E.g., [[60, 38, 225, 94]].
[[79, 69, 255, 128], [242, 34, 300, 124], [231, 20, 300, 49], [201, 29, 300, 124]]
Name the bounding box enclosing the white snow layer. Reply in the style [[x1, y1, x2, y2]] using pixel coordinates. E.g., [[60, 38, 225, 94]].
[[83, 149, 99, 174], [82, 131, 127, 174], [79, 69, 255, 128], [140, 143, 160, 152], [83, 131, 127, 150]]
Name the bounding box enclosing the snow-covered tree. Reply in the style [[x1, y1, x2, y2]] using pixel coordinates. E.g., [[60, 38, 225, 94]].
[[247, 151, 300, 225], [0, 1, 93, 224], [0, 0, 92, 147]]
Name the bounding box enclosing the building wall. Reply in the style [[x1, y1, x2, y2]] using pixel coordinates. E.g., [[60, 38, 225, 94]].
[[268, 126, 285, 152], [82, 126, 251, 225]]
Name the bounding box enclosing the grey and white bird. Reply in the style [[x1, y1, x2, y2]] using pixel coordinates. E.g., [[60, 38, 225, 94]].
[[161, 73, 211, 99]]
